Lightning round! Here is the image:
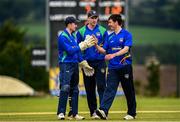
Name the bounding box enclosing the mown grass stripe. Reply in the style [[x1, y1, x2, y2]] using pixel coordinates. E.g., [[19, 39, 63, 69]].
[[1, 110, 180, 115]]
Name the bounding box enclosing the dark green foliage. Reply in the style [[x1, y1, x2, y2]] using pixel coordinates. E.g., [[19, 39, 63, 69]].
[[145, 57, 160, 96], [0, 20, 48, 92], [0, 0, 180, 29], [0, 0, 45, 23], [129, 0, 180, 29], [169, 1, 180, 29], [0, 20, 25, 51]]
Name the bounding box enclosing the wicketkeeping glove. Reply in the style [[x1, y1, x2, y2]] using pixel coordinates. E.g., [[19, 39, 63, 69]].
[[79, 60, 94, 76], [79, 35, 96, 51]]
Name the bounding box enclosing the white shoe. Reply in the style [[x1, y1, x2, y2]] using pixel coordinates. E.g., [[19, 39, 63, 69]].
[[124, 115, 135, 120], [74, 114, 85, 120], [57, 113, 65, 120], [96, 109, 107, 120], [91, 112, 100, 119]]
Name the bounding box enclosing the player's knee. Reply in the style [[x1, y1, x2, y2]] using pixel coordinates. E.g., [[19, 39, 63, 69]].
[[73, 86, 79, 94], [61, 85, 70, 92]]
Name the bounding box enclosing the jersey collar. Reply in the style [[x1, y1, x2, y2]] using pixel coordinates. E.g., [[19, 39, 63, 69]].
[[114, 28, 125, 35]]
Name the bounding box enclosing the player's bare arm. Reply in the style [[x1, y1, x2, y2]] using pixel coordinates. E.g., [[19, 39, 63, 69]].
[[105, 46, 129, 61], [93, 35, 106, 54]]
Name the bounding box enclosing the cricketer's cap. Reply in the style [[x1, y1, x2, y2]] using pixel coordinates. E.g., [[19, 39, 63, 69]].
[[65, 16, 79, 25], [87, 10, 98, 18]]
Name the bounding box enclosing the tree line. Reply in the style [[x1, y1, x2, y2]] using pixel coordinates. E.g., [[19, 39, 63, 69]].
[[0, 0, 180, 29], [129, 0, 180, 29], [0, 0, 45, 23], [0, 20, 48, 91]]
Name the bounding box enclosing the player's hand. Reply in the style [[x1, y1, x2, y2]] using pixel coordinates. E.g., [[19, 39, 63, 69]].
[[92, 35, 98, 45], [79, 60, 94, 76], [105, 54, 116, 61]]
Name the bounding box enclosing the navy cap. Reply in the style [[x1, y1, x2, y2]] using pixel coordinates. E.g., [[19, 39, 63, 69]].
[[87, 10, 98, 18], [65, 16, 79, 25]]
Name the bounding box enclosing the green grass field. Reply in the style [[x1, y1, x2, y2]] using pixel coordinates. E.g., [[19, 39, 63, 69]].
[[0, 96, 180, 121], [20, 23, 180, 45], [129, 26, 180, 45], [21, 23, 46, 38]]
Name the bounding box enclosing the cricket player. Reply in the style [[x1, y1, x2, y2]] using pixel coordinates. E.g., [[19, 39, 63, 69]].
[[95, 14, 137, 120], [76, 10, 108, 119], [57, 16, 96, 120]]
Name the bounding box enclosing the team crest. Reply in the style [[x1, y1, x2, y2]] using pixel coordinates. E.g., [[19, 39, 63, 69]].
[[96, 32, 101, 36], [119, 38, 124, 42]]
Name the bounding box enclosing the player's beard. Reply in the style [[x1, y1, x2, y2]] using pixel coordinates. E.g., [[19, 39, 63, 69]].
[[90, 21, 97, 28], [87, 18, 98, 28]]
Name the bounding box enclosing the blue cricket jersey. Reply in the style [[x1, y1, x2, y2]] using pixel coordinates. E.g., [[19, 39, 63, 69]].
[[103, 29, 133, 69], [57, 29, 83, 64], [76, 24, 108, 61]]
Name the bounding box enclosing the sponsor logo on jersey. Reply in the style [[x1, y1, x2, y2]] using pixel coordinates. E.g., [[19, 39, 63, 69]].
[[119, 38, 124, 42], [112, 47, 122, 50]]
